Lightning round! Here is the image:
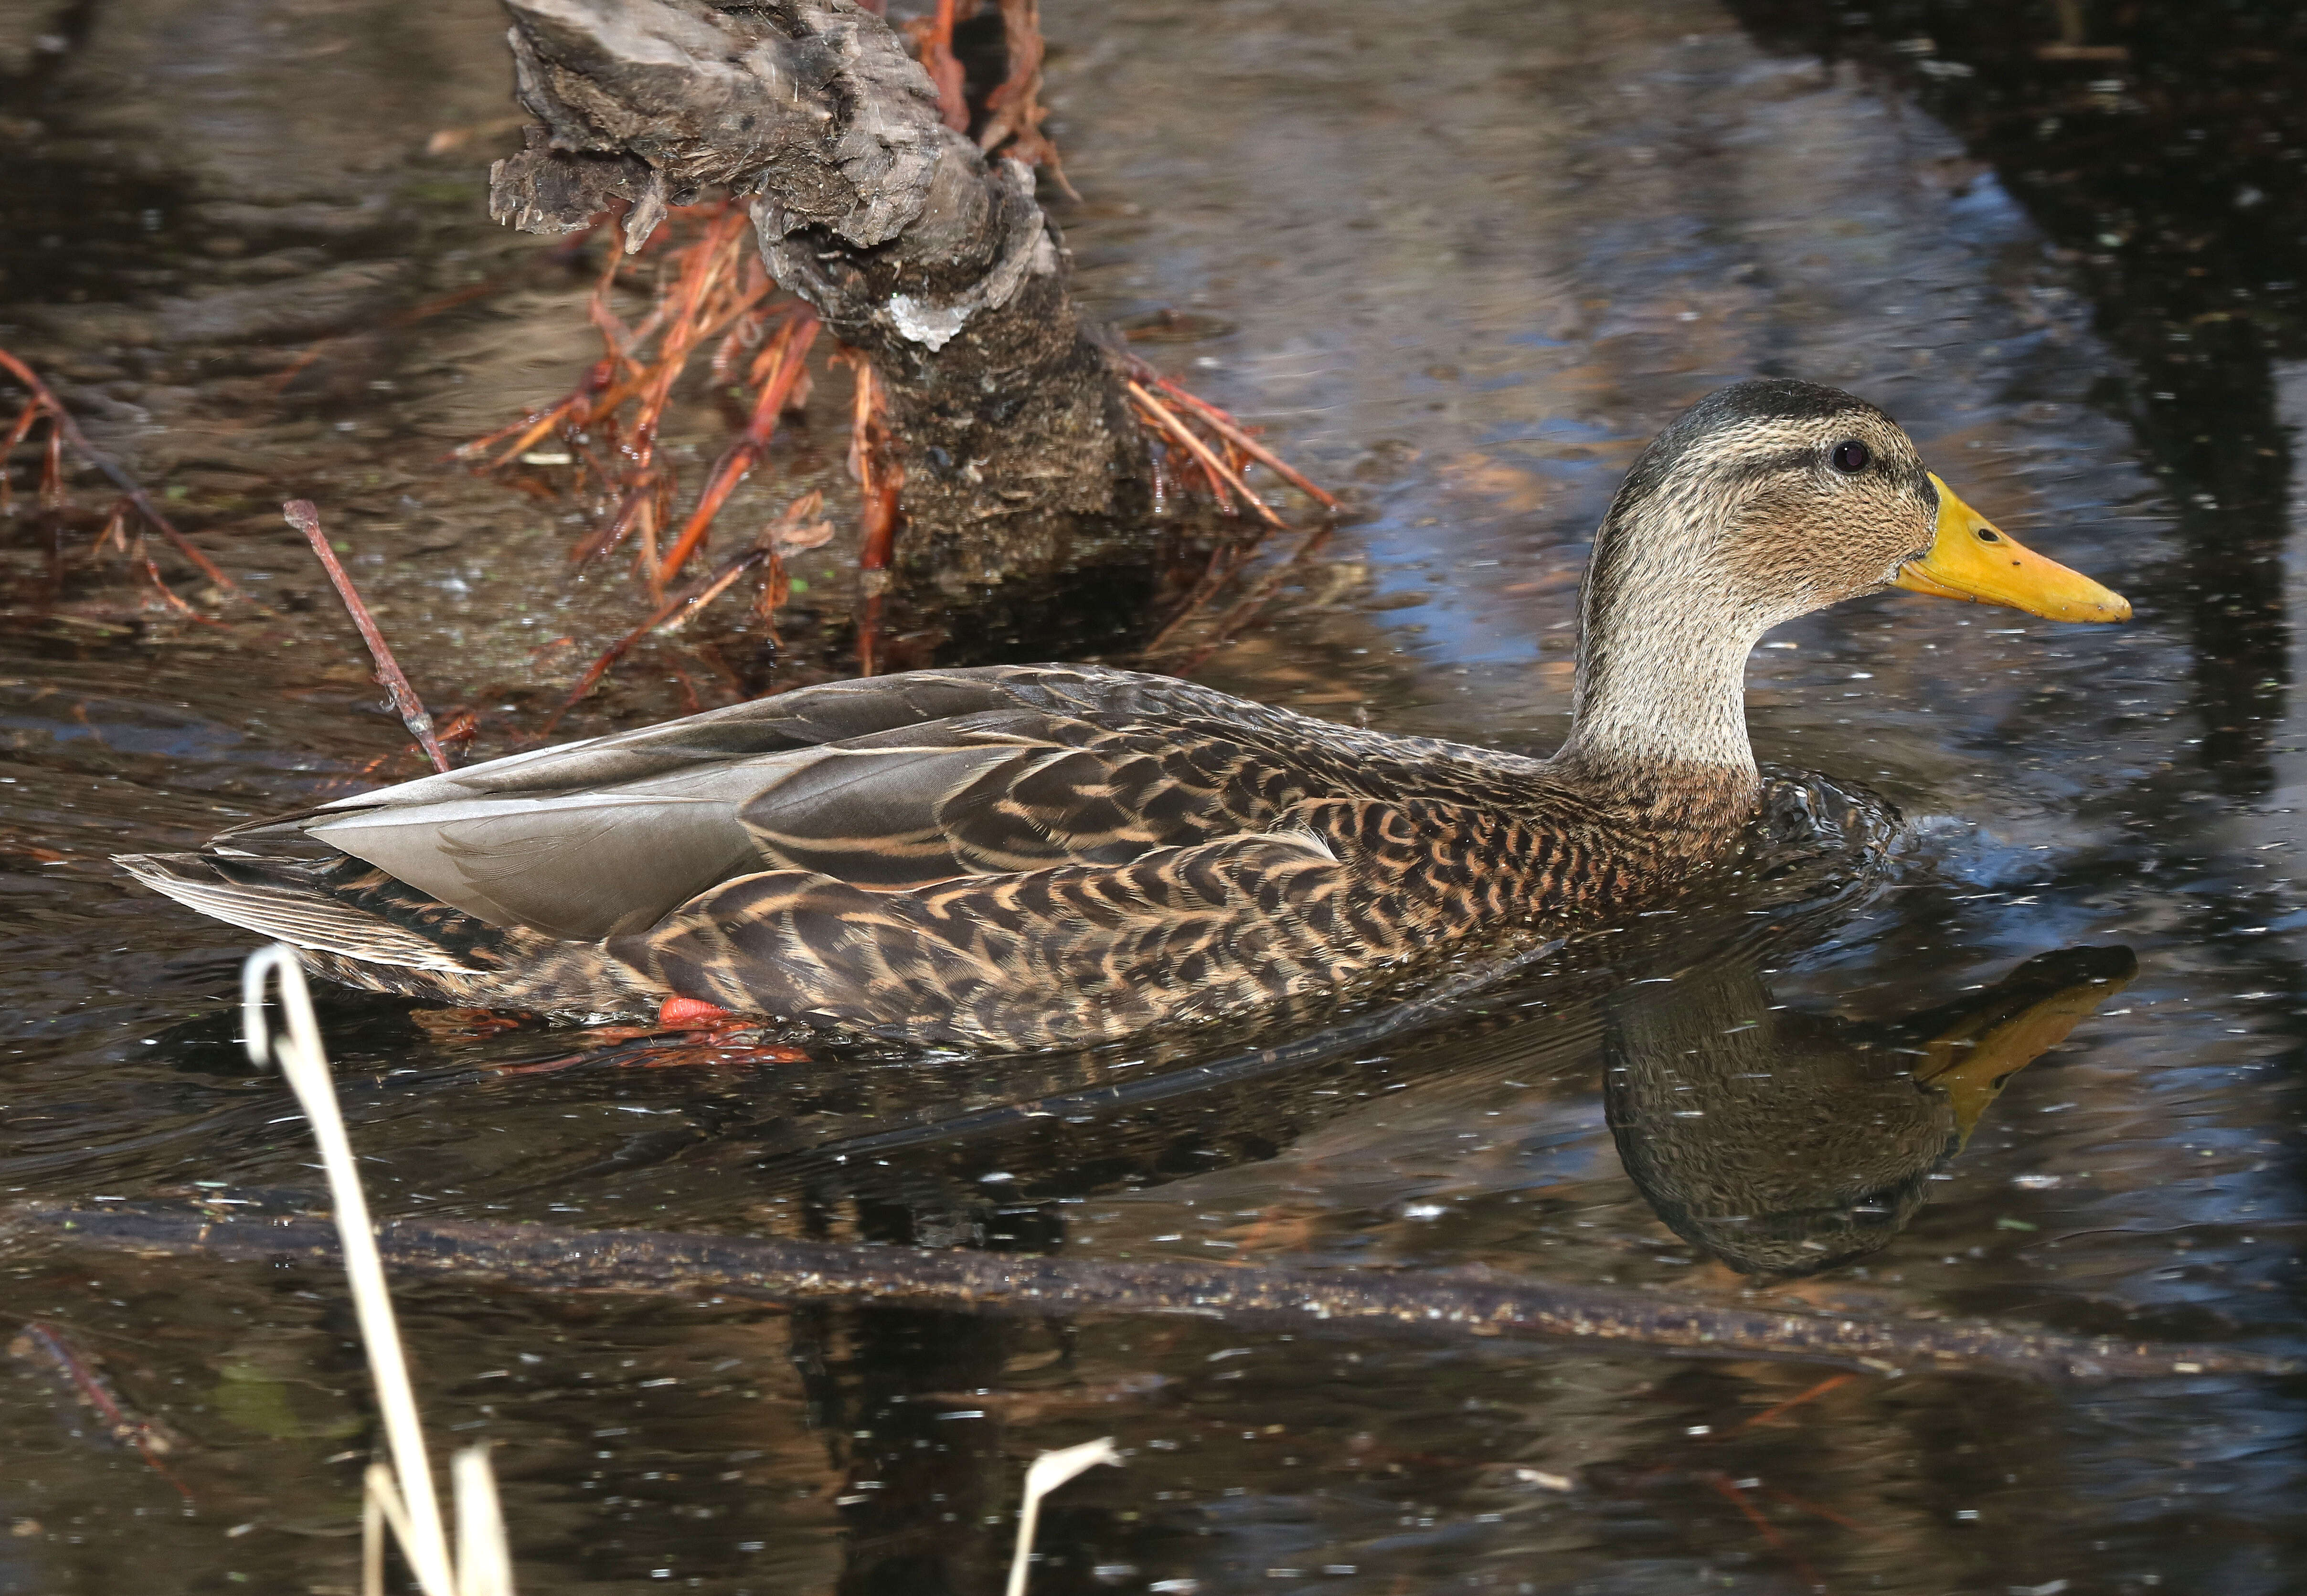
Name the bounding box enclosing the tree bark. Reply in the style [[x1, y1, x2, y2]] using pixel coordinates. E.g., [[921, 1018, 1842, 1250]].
[[487, 0, 1148, 588]]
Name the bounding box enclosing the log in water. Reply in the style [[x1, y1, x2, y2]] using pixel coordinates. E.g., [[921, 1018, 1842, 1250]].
[[7, 1201, 2288, 1385]]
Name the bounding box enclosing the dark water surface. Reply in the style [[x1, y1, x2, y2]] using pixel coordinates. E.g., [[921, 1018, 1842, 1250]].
[[4, 1, 2306, 1592]]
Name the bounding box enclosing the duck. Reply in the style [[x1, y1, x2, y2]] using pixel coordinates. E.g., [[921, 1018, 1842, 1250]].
[[1605, 942, 2137, 1276], [118, 379, 2130, 1052]]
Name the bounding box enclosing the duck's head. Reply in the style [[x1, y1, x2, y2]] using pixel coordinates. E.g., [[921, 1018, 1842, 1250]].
[[1562, 379, 2128, 775]]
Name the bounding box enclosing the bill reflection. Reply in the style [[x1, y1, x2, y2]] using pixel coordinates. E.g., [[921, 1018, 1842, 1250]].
[[1604, 945, 2137, 1275]]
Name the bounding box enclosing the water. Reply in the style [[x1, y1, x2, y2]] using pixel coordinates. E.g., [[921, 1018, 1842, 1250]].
[[3, 0, 2306, 1591]]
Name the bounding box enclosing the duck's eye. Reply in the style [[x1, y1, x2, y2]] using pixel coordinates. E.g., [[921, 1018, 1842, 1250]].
[[1830, 440, 1871, 474]]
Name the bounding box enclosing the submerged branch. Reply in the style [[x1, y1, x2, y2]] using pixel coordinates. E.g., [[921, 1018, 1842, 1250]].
[[283, 500, 451, 774], [0, 344, 241, 598], [8, 1202, 2287, 1385]]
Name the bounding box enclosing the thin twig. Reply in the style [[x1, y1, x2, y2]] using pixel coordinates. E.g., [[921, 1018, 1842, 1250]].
[[1138, 541, 1239, 659], [1165, 522, 1336, 673], [1728, 1371, 1859, 1433], [1149, 374, 1340, 508], [282, 500, 451, 774], [142, 554, 226, 626], [40, 422, 63, 509], [1130, 380, 1276, 522], [9, 1321, 189, 1498], [1143, 517, 1336, 671], [1759, 1483, 1868, 1536], [542, 538, 779, 732], [482, 398, 586, 473], [847, 354, 901, 576], [0, 401, 37, 516], [0, 345, 240, 595], [571, 472, 660, 568], [1, 401, 37, 453], [916, 0, 970, 133], [1706, 1475, 1821, 1589], [978, 0, 1078, 198], [837, 348, 903, 677], [96, 502, 129, 557], [656, 308, 819, 586], [627, 206, 750, 458]]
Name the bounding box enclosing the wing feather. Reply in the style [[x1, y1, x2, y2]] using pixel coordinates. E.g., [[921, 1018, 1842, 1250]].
[[615, 828, 1360, 1048], [117, 854, 476, 972]]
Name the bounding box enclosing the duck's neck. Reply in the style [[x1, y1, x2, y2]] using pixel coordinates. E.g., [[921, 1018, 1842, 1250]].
[[1552, 496, 1768, 801]]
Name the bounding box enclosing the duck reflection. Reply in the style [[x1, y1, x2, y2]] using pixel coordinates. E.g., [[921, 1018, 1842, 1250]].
[[1604, 945, 2137, 1275]]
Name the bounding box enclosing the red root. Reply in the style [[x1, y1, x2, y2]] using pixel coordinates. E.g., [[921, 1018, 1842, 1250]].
[[656, 307, 819, 588]]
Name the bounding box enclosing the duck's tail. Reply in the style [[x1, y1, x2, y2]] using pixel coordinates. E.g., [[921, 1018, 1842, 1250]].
[[114, 851, 665, 1015], [117, 851, 481, 973]]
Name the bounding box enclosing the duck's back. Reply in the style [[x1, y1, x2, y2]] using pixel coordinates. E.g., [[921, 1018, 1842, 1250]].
[[120, 665, 1701, 1048]]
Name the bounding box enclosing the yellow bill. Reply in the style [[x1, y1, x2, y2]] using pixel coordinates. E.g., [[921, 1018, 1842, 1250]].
[[1912, 951, 2137, 1148], [1893, 473, 2130, 622]]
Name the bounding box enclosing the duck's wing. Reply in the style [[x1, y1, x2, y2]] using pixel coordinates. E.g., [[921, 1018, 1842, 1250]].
[[224, 666, 1406, 943], [617, 823, 1363, 1049], [232, 664, 1547, 831], [223, 665, 1158, 831]]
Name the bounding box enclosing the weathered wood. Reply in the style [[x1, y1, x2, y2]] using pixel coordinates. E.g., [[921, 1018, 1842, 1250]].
[[8, 1202, 2289, 1384], [489, 0, 1148, 585]]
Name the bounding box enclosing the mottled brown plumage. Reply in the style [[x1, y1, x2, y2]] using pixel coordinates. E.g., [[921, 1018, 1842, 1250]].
[[116, 380, 2124, 1050]]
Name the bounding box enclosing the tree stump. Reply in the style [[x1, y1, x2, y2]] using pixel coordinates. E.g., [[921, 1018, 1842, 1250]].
[[486, 0, 1150, 588]]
